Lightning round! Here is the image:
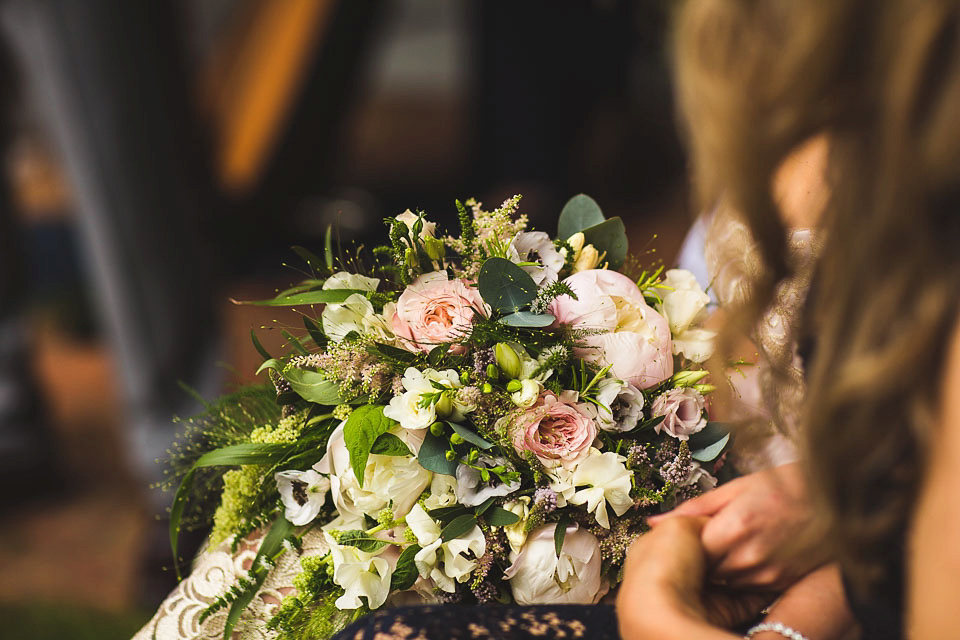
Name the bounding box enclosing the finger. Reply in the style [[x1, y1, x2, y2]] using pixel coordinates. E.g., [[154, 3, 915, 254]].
[[649, 483, 737, 523], [700, 508, 752, 562]]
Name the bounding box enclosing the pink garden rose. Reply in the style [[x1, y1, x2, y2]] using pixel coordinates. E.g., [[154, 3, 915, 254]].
[[392, 271, 488, 354], [510, 392, 597, 467], [651, 387, 707, 441], [549, 269, 673, 389]]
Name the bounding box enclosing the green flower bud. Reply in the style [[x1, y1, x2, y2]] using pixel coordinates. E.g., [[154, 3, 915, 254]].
[[671, 369, 710, 387], [693, 383, 716, 394], [482, 382, 493, 394], [479, 468, 490, 483], [423, 236, 446, 261], [430, 421, 445, 436], [485, 364, 500, 381], [467, 449, 480, 464], [435, 392, 453, 418], [506, 379, 523, 393], [494, 343, 523, 380], [444, 450, 457, 461], [460, 371, 471, 385], [450, 432, 464, 445]]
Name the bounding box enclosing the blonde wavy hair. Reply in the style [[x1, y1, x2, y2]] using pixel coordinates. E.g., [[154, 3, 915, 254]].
[[674, 0, 960, 597]]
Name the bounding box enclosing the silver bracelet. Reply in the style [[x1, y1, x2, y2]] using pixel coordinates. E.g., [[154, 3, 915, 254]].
[[745, 621, 811, 640]]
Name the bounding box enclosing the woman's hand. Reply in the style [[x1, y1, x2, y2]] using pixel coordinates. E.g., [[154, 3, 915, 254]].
[[617, 516, 770, 639], [650, 462, 824, 589]]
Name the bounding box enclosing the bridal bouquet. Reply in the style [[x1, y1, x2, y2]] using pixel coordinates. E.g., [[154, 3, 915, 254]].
[[167, 194, 728, 639]]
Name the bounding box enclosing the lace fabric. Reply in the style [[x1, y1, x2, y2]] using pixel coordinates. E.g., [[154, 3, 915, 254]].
[[133, 530, 329, 640]]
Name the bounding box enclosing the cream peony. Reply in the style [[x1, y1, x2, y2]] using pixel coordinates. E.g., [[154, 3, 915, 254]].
[[550, 269, 673, 389], [324, 532, 393, 610], [392, 271, 488, 354], [315, 422, 431, 529], [504, 523, 606, 605]]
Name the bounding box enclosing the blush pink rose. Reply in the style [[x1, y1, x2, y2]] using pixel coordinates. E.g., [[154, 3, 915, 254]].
[[392, 271, 488, 354], [549, 269, 673, 389], [511, 392, 597, 467], [651, 387, 707, 441]]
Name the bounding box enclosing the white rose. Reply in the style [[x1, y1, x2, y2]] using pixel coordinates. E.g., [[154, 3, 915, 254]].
[[396, 209, 437, 241], [323, 272, 380, 292], [565, 448, 633, 529], [504, 523, 606, 605], [383, 367, 463, 430], [324, 532, 392, 610], [406, 504, 486, 593], [321, 293, 395, 343], [275, 469, 330, 526], [315, 422, 431, 529]]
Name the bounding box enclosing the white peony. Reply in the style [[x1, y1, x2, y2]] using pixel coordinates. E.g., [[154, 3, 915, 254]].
[[657, 269, 716, 363], [563, 448, 633, 529], [275, 469, 330, 526], [383, 367, 463, 430], [504, 522, 606, 604], [315, 422, 431, 529], [405, 504, 486, 593], [323, 532, 393, 610]]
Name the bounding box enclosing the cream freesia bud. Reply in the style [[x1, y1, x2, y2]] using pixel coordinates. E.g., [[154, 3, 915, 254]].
[[566, 232, 586, 253], [573, 244, 602, 272], [435, 392, 453, 418], [495, 343, 522, 380]]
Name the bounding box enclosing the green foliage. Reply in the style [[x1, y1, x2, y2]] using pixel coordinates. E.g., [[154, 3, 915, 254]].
[[477, 257, 538, 313], [369, 432, 411, 456], [235, 288, 367, 307], [440, 513, 477, 541], [485, 506, 521, 526], [390, 544, 421, 590], [336, 530, 390, 553], [417, 430, 459, 475], [689, 422, 732, 462], [342, 405, 398, 487], [498, 311, 556, 327], [448, 421, 493, 450], [257, 359, 344, 405], [557, 193, 605, 240], [581, 217, 629, 270]]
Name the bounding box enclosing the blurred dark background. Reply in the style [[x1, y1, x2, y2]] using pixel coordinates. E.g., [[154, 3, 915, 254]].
[[0, 1, 691, 636]]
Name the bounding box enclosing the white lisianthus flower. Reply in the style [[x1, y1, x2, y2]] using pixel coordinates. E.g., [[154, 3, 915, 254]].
[[395, 209, 437, 241], [323, 532, 392, 610], [383, 367, 463, 430], [510, 379, 542, 408], [321, 293, 395, 343], [405, 504, 486, 593], [657, 269, 716, 363], [275, 469, 330, 526], [507, 231, 564, 285], [315, 423, 431, 529], [323, 272, 380, 292], [455, 455, 521, 507], [586, 377, 645, 432], [422, 474, 459, 511], [504, 523, 606, 604], [501, 496, 531, 553], [564, 448, 633, 528]]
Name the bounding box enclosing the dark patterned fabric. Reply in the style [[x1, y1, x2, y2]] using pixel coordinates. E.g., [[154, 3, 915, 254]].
[[334, 604, 619, 640]]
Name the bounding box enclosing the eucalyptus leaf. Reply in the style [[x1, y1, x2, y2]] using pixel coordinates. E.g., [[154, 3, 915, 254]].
[[485, 506, 521, 527], [256, 359, 343, 405], [448, 421, 493, 450], [498, 311, 556, 328], [478, 257, 538, 313], [418, 431, 459, 476], [692, 433, 731, 462], [688, 422, 731, 451], [223, 514, 294, 640], [370, 432, 412, 456], [557, 194, 605, 240], [343, 405, 398, 487], [390, 544, 422, 590], [234, 288, 367, 307], [581, 217, 628, 270], [440, 514, 477, 542]]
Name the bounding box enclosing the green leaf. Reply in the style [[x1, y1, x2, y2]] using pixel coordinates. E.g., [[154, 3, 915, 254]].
[[440, 514, 477, 542], [250, 329, 272, 360], [477, 257, 539, 313], [557, 194, 606, 240], [337, 530, 389, 553], [223, 514, 294, 640], [427, 344, 450, 367], [367, 342, 418, 363], [474, 496, 497, 516], [343, 405, 397, 487], [581, 217, 628, 270], [635, 415, 665, 432], [292, 245, 325, 271], [256, 359, 343, 405], [370, 432, 412, 456], [390, 544, 422, 590], [692, 433, 731, 462], [499, 311, 556, 328], [417, 431, 459, 476], [427, 505, 470, 525], [554, 516, 570, 556], [485, 506, 521, 527], [447, 421, 493, 450], [303, 316, 326, 346], [324, 225, 334, 271], [688, 422, 731, 450], [281, 330, 309, 356], [169, 443, 290, 580], [234, 289, 367, 307]]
